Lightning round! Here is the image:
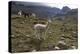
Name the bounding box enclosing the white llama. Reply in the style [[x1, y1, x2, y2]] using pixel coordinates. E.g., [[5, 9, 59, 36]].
[[34, 20, 51, 40], [34, 21, 49, 40], [18, 10, 22, 16]]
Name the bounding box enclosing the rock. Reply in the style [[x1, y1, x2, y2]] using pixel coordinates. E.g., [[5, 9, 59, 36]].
[[31, 49, 37, 52], [20, 21, 25, 24], [71, 46, 76, 49], [58, 41, 66, 45], [57, 41, 69, 49], [72, 31, 76, 34], [48, 31, 52, 34], [11, 35, 15, 38], [57, 40, 69, 49], [54, 46, 60, 50], [48, 44, 55, 50], [60, 37, 65, 40], [26, 35, 30, 37], [61, 34, 65, 36]]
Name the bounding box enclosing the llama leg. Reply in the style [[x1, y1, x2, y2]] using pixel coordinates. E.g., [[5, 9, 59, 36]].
[[36, 30, 39, 39], [35, 29, 40, 40], [34, 29, 37, 38], [38, 29, 41, 40], [43, 31, 46, 40], [40, 30, 45, 40]]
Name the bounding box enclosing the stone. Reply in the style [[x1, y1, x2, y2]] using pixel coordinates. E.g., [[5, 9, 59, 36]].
[[26, 35, 30, 37], [61, 34, 65, 36], [11, 35, 15, 38], [58, 41, 66, 45], [54, 46, 60, 50], [71, 46, 76, 49], [31, 49, 36, 52], [60, 37, 65, 40], [48, 31, 52, 34]]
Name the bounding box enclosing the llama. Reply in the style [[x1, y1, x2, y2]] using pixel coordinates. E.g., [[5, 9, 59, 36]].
[[18, 10, 22, 16], [34, 21, 49, 40], [23, 12, 32, 18]]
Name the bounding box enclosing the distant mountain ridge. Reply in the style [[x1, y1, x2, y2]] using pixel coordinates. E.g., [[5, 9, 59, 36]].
[[11, 1, 78, 18]]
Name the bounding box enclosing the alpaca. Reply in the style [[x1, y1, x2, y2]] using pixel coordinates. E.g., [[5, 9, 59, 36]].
[[34, 21, 49, 40]]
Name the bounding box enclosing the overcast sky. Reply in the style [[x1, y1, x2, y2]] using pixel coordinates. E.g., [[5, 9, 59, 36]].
[[14, 0, 78, 9]]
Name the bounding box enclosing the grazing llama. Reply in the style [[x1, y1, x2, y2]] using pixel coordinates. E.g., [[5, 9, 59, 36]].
[[18, 10, 22, 16]]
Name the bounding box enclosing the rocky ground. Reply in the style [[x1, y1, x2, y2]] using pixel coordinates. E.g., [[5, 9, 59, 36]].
[[10, 15, 78, 53]]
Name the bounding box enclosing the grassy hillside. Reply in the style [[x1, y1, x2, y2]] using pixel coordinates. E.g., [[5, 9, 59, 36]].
[[11, 15, 78, 52]]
